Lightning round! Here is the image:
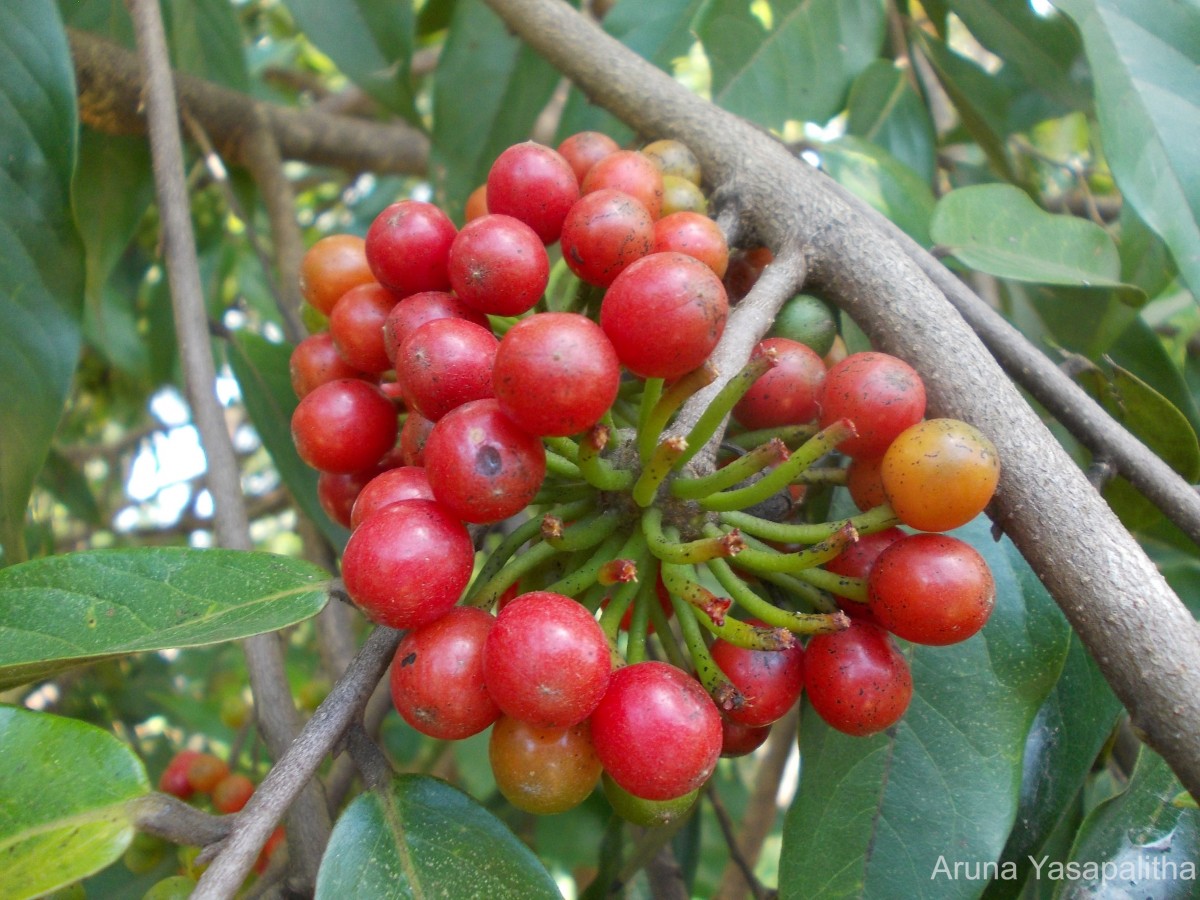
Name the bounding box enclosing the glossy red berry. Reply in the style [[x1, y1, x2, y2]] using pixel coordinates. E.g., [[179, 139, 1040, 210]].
[[382, 290, 489, 364], [557, 131, 620, 184], [390, 607, 500, 740], [289, 332, 367, 399], [486, 142, 580, 244], [819, 352, 926, 459], [484, 591, 612, 728], [349, 466, 434, 530], [159, 749, 203, 799], [396, 318, 498, 421], [868, 533, 996, 645], [581, 150, 664, 219], [340, 499, 474, 630], [710, 627, 805, 728], [600, 251, 729, 380], [590, 661, 722, 801], [560, 189, 654, 287], [489, 717, 601, 815], [447, 214, 550, 316], [492, 312, 620, 437], [804, 621, 913, 736], [328, 282, 397, 374], [291, 379, 397, 474], [365, 200, 457, 297], [732, 338, 826, 430], [652, 211, 728, 277], [423, 399, 546, 524], [299, 234, 374, 316], [212, 773, 255, 814]]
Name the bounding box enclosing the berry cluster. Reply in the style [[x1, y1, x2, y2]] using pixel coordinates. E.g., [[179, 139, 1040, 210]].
[[289, 133, 1001, 820]]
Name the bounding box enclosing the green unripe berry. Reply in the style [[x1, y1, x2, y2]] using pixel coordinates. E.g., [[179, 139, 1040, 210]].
[[602, 772, 698, 827], [142, 876, 198, 900], [770, 294, 838, 357]]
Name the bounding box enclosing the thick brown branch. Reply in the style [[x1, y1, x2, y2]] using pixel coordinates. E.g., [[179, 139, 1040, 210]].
[[70, 28, 428, 176], [481, 0, 1200, 801]]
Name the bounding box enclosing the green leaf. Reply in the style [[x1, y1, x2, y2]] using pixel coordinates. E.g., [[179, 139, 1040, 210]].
[[0, 548, 330, 690], [0, 706, 149, 900], [983, 634, 1123, 898], [1100, 362, 1200, 530], [911, 29, 1016, 181], [162, 0, 250, 90], [1063, 746, 1199, 894], [1054, 0, 1200, 301], [845, 60, 937, 183], [37, 450, 102, 528], [281, 0, 421, 124], [0, 3, 85, 563], [225, 331, 350, 550], [431, 0, 562, 218], [945, 0, 1086, 112], [699, 0, 886, 129], [817, 135, 936, 246], [314, 774, 561, 898], [779, 517, 1071, 899], [557, 0, 707, 144], [931, 184, 1145, 305]]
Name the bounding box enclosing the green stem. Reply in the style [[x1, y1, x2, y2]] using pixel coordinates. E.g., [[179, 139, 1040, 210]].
[[706, 558, 850, 635], [793, 466, 849, 486], [675, 350, 774, 469], [719, 503, 899, 545], [544, 529, 630, 598], [790, 566, 868, 602], [637, 362, 719, 463], [698, 419, 856, 512], [543, 435, 580, 462], [632, 436, 688, 506], [541, 509, 623, 551], [727, 524, 857, 574], [642, 506, 742, 564], [623, 571, 659, 665], [665, 587, 744, 712], [636, 377, 665, 462], [466, 538, 559, 608], [545, 449, 583, 480], [645, 582, 690, 671], [466, 499, 594, 603], [576, 424, 635, 491], [671, 438, 789, 500], [598, 570, 646, 644], [659, 560, 732, 627], [725, 424, 817, 451]]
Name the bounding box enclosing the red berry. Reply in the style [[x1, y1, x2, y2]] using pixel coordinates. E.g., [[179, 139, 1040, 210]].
[[349, 466, 434, 530], [365, 200, 457, 297], [652, 211, 728, 278], [600, 252, 729, 380], [720, 717, 772, 757], [291, 379, 397, 474], [382, 290, 489, 364], [825, 526, 906, 623], [289, 332, 367, 399], [819, 352, 926, 459], [186, 753, 229, 794], [804, 622, 913, 736], [581, 150, 664, 219], [868, 533, 996, 645], [328, 282, 398, 374], [159, 749, 203, 799], [340, 499, 474, 630], [424, 399, 546, 524], [492, 312, 620, 437], [390, 607, 500, 740], [317, 467, 384, 529], [590, 661, 722, 801], [483, 591, 612, 728], [447, 214, 550, 318], [710, 627, 805, 728], [486, 142, 581, 244], [557, 131, 620, 184], [732, 338, 826, 430], [212, 773, 255, 814], [560, 189, 654, 287], [489, 717, 601, 815], [396, 318, 498, 421]]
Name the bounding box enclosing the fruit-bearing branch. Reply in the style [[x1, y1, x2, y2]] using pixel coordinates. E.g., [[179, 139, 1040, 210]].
[[479, 0, 1200, 799]]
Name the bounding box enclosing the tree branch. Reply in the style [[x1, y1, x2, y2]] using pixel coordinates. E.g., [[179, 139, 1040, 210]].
[[124, 1, 329, 891], [70, 28, 429, 176], [192, 626, 403, 900], [481, 0, 1200, 800]]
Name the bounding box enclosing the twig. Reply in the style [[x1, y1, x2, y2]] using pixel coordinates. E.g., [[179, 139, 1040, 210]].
[[131, 793, 233, 847], [707, 785, 768, 900], [192, 626, 402, 900], [124, 0, 329, 891]]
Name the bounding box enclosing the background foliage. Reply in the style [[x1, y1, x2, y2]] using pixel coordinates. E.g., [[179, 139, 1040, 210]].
[[1, 0, 1197, 897]]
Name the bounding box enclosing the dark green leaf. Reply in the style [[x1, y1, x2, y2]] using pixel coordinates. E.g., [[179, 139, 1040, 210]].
[[0, 548, 329, 690], [818, 136, 936, 246], [945, 0, 1086, 112], [1063, 746, 1199, 895], [314, 774, 561, 898], [163, 0, 250, 90], [0, 706, 149, 900], [0, 3, 85, 564], [845, 60, 937, 183], [557, 0, 707, 144], [983, 634, 1123, 898], [699, 0, 886, 129], [431, 0, 561, 218], [1054, 0, 1200, 300], [912, 29, 1016, 181], [1111, 316, 1200, 444], [779, 517, 1071, 898], [281, 0, 420, 124], [1100, 362, 1200, 530], [225, 331, 350, 550], [932, 184, 1145, 305], [37, 450, 102, 527]]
